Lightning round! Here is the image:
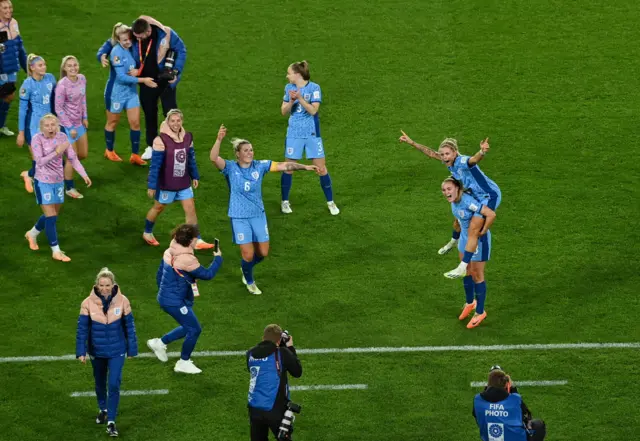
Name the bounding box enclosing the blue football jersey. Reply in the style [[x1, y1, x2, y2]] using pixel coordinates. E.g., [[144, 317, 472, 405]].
[[283, 81, 322, 138], [18, 73, 56, 131], [451, 193, 484, 230], [109, 44, 138, 98], [222, 160, 273, 218], [447, 155, 500, 201]]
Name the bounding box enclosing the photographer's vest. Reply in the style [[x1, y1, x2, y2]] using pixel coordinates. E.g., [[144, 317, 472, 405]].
[[159, 132, 193, 191], [474, 393, 527, 441], [247, 350, 285, 411]]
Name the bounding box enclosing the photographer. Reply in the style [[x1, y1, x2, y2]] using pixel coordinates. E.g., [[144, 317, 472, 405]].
[[473, 367, 547, 441], [97, 15, 186, 160], [0, 0, 28, 137], [247, 325, 302, 441]]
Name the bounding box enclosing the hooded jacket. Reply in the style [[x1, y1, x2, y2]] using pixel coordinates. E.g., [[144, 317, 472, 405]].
[[156, 239, 223, 307], [75, 286, 138, 359]]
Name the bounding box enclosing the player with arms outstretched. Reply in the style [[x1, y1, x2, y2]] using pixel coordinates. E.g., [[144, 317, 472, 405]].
[[399, 132, 499, 278], [210, 124, 319, 295]]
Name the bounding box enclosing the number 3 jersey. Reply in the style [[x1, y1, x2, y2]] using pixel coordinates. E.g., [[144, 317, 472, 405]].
[[18, 73, 56, 134], [221, 159, 273, 218], [283, 81, 322, 138]]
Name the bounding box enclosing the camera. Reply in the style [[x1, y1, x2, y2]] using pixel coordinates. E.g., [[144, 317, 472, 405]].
[[0, 31, 8, 54], [277, 402, 301, 441], [280, 330, 291, 346], [158, 49, 178, 82]]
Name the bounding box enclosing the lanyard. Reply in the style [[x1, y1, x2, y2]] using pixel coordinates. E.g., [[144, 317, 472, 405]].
[[137, 38, 153, 76]]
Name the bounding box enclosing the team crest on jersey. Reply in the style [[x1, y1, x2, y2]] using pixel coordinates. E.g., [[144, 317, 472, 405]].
[[251, 171, 259, 180], [458, 210, 466, 219], [47, 83, 53, 91], [114, 307, 121, 316], [461, 157, 468, 164], [304, 93, 310, 100]]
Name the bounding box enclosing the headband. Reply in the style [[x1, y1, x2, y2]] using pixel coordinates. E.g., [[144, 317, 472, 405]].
[[29, 56, 43, 66]]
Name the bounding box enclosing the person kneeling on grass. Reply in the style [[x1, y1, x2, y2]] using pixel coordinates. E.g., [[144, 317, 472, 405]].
[[473, 366, 547, 441], [76, 267, 138, 438], [147, 224, 222, 374]]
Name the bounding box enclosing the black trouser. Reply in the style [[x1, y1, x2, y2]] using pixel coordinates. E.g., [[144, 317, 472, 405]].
[[249, 407, 285, 441], [527, 419, 546, 441], [139, 82, 178, 147]]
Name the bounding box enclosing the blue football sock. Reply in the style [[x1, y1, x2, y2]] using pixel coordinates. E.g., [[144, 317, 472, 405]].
[[194, 223, 201, 239], [44, 216, 59, 247], [27, 160, 36, 178], [462, 250, 474, 264], [474, 281, 487, 314], [0, 101, 10, 127], [64, 179, 74, 190], [241, 259, 255, 285], [281, 173, 292, 200], [252, 255, 264, 266], [463, 276, 474, 304], [452, 230, 461, 240], [144, 219, 155, 234], [130, 130, 141, 154], [35, 215, 46, 231], [105, 130, 115, 151], [320, 173, 333, 201]]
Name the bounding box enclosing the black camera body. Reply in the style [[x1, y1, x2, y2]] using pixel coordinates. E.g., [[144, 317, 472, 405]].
[[277, 402, 301, 441], [158, 49, 178, 82], [280, 330, 291, 346], [0, 30, 8, 54]]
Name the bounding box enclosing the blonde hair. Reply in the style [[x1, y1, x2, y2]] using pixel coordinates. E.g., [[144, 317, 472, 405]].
[[165, 108, 183, 122], [231, 137, 251, 153], [95, 267, 116, 286], [27, 53, 44, 77], [111, 22, 131, 45], [39, 114, 60, 133], [439, 138, 459, 152], [60, 55, 79, 79]]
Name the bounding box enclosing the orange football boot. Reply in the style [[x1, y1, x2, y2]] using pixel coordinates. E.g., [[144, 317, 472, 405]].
[[104, 149, 123, 162], [467, 311, 487, 329], [129, 154, 147, 166], [195, 239, 214, 250], [458, 300, 477, 320]]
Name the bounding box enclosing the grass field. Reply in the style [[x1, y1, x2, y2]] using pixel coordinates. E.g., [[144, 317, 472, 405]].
[[1, 0, 639, 440]]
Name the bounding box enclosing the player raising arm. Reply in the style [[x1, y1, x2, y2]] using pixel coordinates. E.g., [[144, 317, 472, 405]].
[[399, 131, 499, 278], [210, 124, 319, 295]]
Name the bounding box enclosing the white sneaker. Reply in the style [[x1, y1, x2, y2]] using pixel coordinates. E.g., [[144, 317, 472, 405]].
[[438, 239, 458, 255], [174, 358, 201, 374], [246, 282, 262, 295], [141, 146, 153, 160], [327, 201, 340, 215], [65, 188, 84, 199], [281, 200, 292, 214], [147, 338, 168, 362], [0, 126, 15, 136], [444, 262, 468, 279]]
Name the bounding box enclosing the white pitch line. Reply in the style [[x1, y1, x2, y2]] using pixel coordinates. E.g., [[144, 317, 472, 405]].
[[2, 342, 639, 364], [291, 384, 368, 391], [470, 380, 568, 388], [70, 389, 169, 397]]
